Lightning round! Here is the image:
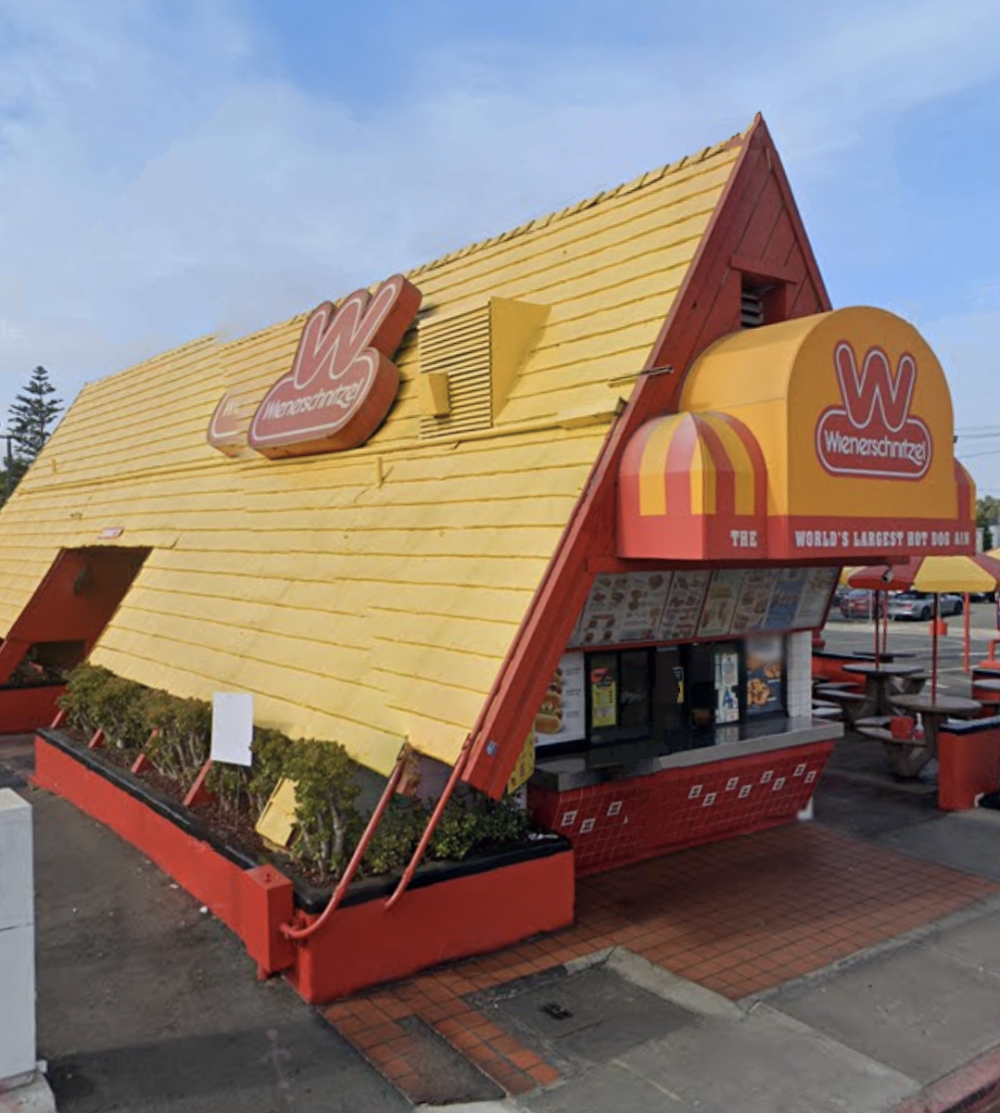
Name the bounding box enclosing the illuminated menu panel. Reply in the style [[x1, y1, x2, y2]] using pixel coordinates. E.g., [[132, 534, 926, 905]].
[[568, 565, 838, 648], [656, 570, 711, 642]]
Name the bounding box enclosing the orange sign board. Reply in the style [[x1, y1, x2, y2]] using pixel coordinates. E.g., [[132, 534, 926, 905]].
[[207, 275, 422, 460], [206, 389, 256, 457], [248, 274, 421, 458]]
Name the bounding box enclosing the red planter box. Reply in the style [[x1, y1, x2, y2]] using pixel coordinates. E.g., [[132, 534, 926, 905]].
[[529, 741, 834, 876], [0, 684, 65, 736], [32, 730, 576, 1003]]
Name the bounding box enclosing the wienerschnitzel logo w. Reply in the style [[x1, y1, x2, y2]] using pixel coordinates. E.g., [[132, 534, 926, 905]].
[[815, 341, 932, 479]]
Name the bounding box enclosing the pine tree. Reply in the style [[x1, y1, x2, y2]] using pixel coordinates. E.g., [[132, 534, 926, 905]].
[[8, 365, 62, 466]]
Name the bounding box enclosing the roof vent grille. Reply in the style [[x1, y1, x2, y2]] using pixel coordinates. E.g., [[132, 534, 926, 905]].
[[741, 287, 766, 329]]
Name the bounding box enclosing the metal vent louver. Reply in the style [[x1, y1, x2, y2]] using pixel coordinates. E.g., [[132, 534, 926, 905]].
[[741, 287, 766, 329], [419, 305, 493, 438]]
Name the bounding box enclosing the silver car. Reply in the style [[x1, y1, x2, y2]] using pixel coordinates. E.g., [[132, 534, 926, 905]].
[[887, 591, 963, 621]]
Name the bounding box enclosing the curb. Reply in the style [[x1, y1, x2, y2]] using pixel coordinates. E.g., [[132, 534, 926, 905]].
[[886, 1043, 1000, 1113]]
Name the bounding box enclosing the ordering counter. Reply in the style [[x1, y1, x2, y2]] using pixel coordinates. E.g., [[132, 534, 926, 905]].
[[524, 566, 842, 876]]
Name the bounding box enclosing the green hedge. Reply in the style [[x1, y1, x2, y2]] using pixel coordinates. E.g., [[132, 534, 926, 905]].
[[58, 663, 529, 883]]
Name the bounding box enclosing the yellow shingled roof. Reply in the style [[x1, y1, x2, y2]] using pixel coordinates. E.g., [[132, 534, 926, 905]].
[[0, 128, 744, 773]]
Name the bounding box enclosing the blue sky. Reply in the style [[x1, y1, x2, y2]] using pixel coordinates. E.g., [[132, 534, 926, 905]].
[[1, 0, 999, 490]]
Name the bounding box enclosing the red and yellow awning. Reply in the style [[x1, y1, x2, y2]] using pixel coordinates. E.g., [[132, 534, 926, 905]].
[[618, 411, 767, 560]]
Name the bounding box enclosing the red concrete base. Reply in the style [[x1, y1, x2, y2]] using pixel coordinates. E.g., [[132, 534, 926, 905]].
[[938, 723, 1000, 811], [0, 684, 64, 735], [288, 851, 575, 1003], [32, 731, 576, 1004], [529, 741, 835, 875]]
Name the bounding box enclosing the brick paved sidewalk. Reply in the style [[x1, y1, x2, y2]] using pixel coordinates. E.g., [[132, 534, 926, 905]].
[[323, 823, 997, 1103]]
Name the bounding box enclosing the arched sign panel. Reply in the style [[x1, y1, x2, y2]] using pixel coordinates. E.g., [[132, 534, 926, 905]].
[[669, 307, 973, 560]]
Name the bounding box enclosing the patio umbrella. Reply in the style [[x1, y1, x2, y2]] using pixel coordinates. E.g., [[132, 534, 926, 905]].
[[837, 566, 886, 662], [849, 555, 1000, 698]]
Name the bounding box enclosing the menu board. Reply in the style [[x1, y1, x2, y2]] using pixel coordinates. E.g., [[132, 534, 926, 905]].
[[793, 567, 838, 629], [764, 568, 809, 630], [698, 570, 744, 637], [568, 565, 839, 648], [571, 571, 673, 647], [569, 572, 660, 646], [745, 634, 785, 717], [730, 569, 778, 635], [656, 570, 712, 641], [533, 653, 586, 746]]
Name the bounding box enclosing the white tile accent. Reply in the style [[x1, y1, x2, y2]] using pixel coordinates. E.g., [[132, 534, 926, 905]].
[[688, 784, 704, 800], [702, 793, 717, 807], [560, 810, 578, 827], [739, 784, 752, 799], [607, 801, 623, 817], [726, 777, 739, 792], [786, 630, 814, 718], [772, 777, 786, 792], [794, 763, 806, 778], [805, 770, 817, 784], [760, 770, 774, 784], [579, 818, 596, 834]]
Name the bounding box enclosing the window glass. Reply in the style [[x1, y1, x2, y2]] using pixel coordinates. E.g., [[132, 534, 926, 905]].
[[619, 650, 651, 732]]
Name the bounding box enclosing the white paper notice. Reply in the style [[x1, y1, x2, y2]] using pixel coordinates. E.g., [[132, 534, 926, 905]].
[[211, 692, 254, 767]]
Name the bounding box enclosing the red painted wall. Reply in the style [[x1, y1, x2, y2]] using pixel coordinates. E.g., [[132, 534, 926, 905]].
[[0, 685, 64, 735], [529, 742, 834, 875], [0, 547, 148, 682]]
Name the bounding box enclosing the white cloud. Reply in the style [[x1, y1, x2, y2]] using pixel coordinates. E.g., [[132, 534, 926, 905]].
[[0, 0, 998, 445]]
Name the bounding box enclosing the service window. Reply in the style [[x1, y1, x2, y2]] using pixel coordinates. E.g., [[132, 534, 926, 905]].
[[588, 650, 652, 743]]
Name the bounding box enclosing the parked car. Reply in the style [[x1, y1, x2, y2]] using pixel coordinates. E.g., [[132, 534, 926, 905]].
[[839, 589, 883, 619], [887, 591, 963, 621], [969, 591, 997, 603]]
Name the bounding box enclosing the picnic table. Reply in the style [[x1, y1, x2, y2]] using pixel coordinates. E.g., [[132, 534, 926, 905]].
[[842, 662, 927, 717], [881, 693, 983, 778]]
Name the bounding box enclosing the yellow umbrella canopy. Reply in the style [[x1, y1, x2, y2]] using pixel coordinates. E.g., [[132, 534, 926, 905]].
[[909, 555, 999, 594], [849, 555, 1000, 594]]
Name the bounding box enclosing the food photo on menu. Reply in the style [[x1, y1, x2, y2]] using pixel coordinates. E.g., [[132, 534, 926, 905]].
[[533, 654, 586, 746], [745, 635, 785, 717]]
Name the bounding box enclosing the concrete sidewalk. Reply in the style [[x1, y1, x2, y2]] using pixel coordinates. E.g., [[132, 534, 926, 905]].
[[8, 730, 1000, 1113]]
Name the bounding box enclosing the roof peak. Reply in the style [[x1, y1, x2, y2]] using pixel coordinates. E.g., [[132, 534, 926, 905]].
[[408, 121, 752, 279]]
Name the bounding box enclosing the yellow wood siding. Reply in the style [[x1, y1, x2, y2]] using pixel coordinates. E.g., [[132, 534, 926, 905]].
[[0, 134, 741, 773]]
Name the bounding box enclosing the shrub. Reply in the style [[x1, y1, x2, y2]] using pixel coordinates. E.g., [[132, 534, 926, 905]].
[[428, 791, 530, 862], [207, 726, 291, 817], [143, 691, 212, 782], [362, 796, 429, 877], [59, 664, 117, 735], [59, 664, 149, 752], [283, 738, 363, 883]]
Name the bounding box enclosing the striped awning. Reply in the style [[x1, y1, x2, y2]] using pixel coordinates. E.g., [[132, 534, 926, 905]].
[[618, 411, 768, 560]]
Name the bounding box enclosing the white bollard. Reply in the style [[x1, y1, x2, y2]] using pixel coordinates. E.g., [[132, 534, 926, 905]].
[[0, 787, 54, 1110]]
